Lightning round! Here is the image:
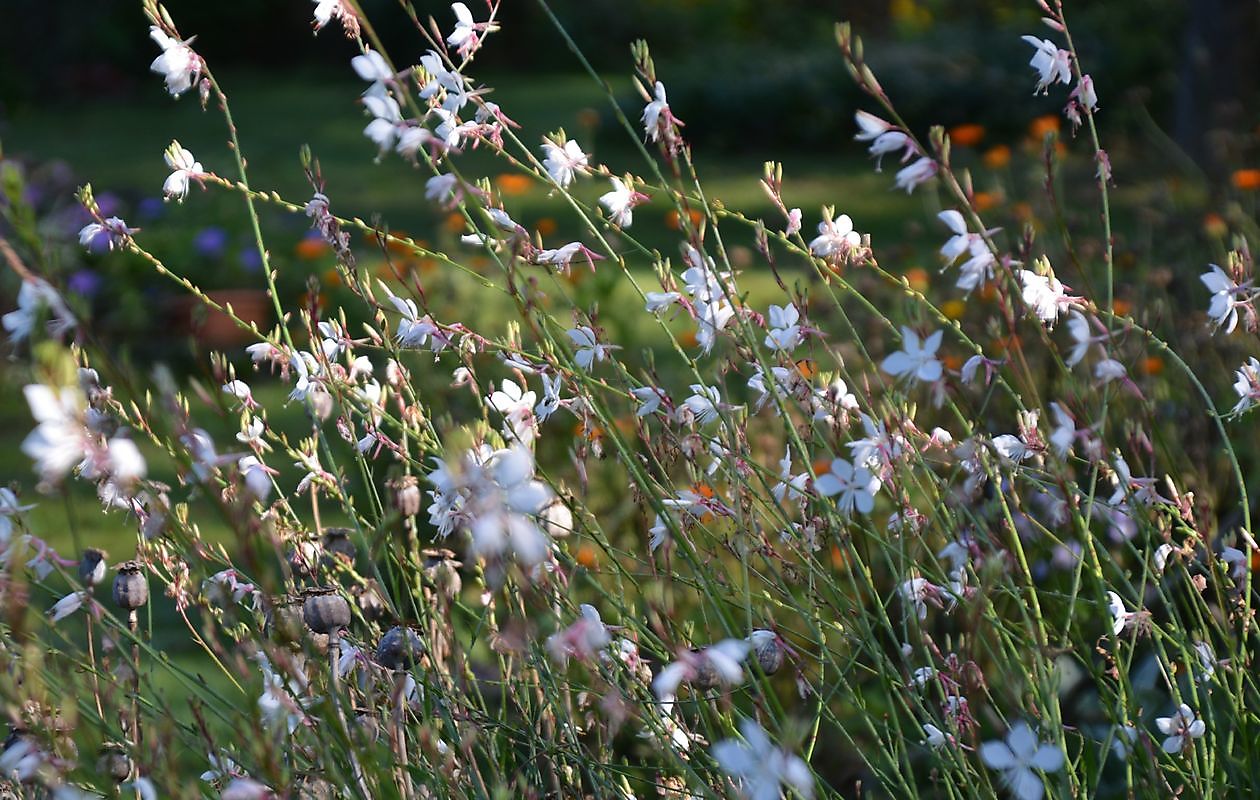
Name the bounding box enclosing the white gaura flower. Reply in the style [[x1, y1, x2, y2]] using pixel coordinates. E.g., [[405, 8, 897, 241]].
[[149, 26, 203, 97], [1155, 704, 1206, 754], [312, 0, 355, 33], [882, 327, 944, 384], [1232, 357, 1260, 414], [1200, 264, 1250, 334], [1106, 591, 1137, 636], [0, 488, 34, 543], [645, 291, 681, 313], [162, 141, 204, 202], [48, 591, 86, 623], [641, 81, 672, 142], [566, 326, 615, 371], [682, 383, 723, 425], [1047, 402, 1075, 457], [446, 2, 497, 56], [1021, 36, 1073, 94], [351, 49, 393, 85], [362, 86, 403, 154], [993, 434, 1031, 464], [711, 719, 814, 800], [814, 457, 880, 516], [545, 604, 611, 666], [652, 639, 750, 700], [600, 176, 646, 227], [894, 156, 937, 193], [631, 386, 666, 417], [922, 723, 948, 749], [808, 211, 861, 261], [1020, 269, 1073, 325], [1065, 311, 1100, 367], [3, 278, 77, 343], [22, 384, 88, 483], [980, 722, 1064, 800], [78, 216, 137, 252], [854, 110, 910, 169], [764, 304, 803, 351], [541, 136, 590, 188]]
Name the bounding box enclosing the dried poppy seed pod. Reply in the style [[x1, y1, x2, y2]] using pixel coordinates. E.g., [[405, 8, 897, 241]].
[[97, 744, 131, 783], [267, 595, 307, 647], [302, 588, 352, 635], [320, 528, 357, 564], [78, 548, 108, 588], [111, 561, 148, 610], [352, 580, 387, 622], [376, 626, 424, 671], [749, 629, 785, 675]]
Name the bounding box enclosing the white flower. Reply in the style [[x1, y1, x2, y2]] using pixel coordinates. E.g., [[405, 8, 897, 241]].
[[993, 434, 1031, 464], [3, 278, 76, 343], [711, 719, 813, 800], [682, 384, 723, 425], [652, 639, 750, 700], [77, 216, 137, 252], [1021, 36, 1073, 94], [1020, 269, 1072, 325], [922, 723, 948, 749], [566, 326, 614, 371], [48, 592, 85, 623], [351, 49, 392, 84], [545, 604, 611, 665], [808, 212, 861, 260], [631, 386, 665, 417], [645, 291, 681, 313], [641, 81, 671, 142], [21, 384, 87, 483], [1072, 74, 1098, 112], [882, 327, 944, 383], [1155, 704, 1206, 754], [600, 177, 643, 227], [980, 722, 1064, 800], [1105, 591, 1136, 636], [487, 379, 536, 419], [535, 373, 564, 422], [764, 304, 803, 351], [542, 137, 590, 188], [312, 0, 353, 32], [446, 2, 496, 55], [162, 142, 203, 202], [149, 26, 202, 97], [1048, 402, 1075, 457], [1200, 264, 1249, 334], [894, 157, 937, 193], [814, 457, 880, 516], [1065, 312, 1097, 367], [1233, 357, 1260, 414], [1094, 358, 1126, 384]]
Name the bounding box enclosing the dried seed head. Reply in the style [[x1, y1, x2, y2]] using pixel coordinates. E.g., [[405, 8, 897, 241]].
[[111, 561, 148, 610], [97, 744, 131, 783], [391, 474, 422, 517], [267, 595, 308, 647], [375, 625, 425, 671], [302, 588, 352, 635], [78, 548, 108, 588], [422, 548, 463, 599], [352, 579, 388, 621], [749, 629, 785, 675]]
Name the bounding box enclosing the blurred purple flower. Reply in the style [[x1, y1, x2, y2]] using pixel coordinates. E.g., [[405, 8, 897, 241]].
[[96, 192, 122, 218], [137, 197, 165, 221], [239, 246, 263, 272], [194, 227, 229, 260], [68, 269, 103, 298]]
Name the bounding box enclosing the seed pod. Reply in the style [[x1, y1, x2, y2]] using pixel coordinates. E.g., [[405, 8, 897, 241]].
[[375, 626, 424, 671], [320, 528, 357, 564], [112, 561, 149, 610], [749, 629, 785, 675], [302, 588, 351, 635], [78, 548, 108, 588], [390, 475, 422, 517], [352, 580, 387, 622], [422, 548, 463, 599], [267, 595, 307, 647], [97, 744, 131, 783], [691, 650, 722, 689]]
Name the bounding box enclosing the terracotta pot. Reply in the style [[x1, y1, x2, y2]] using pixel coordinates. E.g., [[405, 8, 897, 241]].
[[171, 288, 272, 349]]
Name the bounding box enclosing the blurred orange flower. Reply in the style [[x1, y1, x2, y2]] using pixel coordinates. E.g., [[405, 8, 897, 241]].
[[1029, 115, 1060, 139], [296, 236, 330, 260], [495, 173, 533, 196], [942, 299, 967, 320], [949, 123, 986, 147], [983, 145, 1012, 169], [1232, 169, 1260, 191], [536, 217, 558, 237], [905, 267, 930, 292], [444, 212, 466, 233]]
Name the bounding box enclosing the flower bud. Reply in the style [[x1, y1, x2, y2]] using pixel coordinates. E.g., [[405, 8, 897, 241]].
[[390, 475, 422, 517], [302, 588, 351, 635], [112, 561, 148, 610], [375, 625, 424, 671]]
